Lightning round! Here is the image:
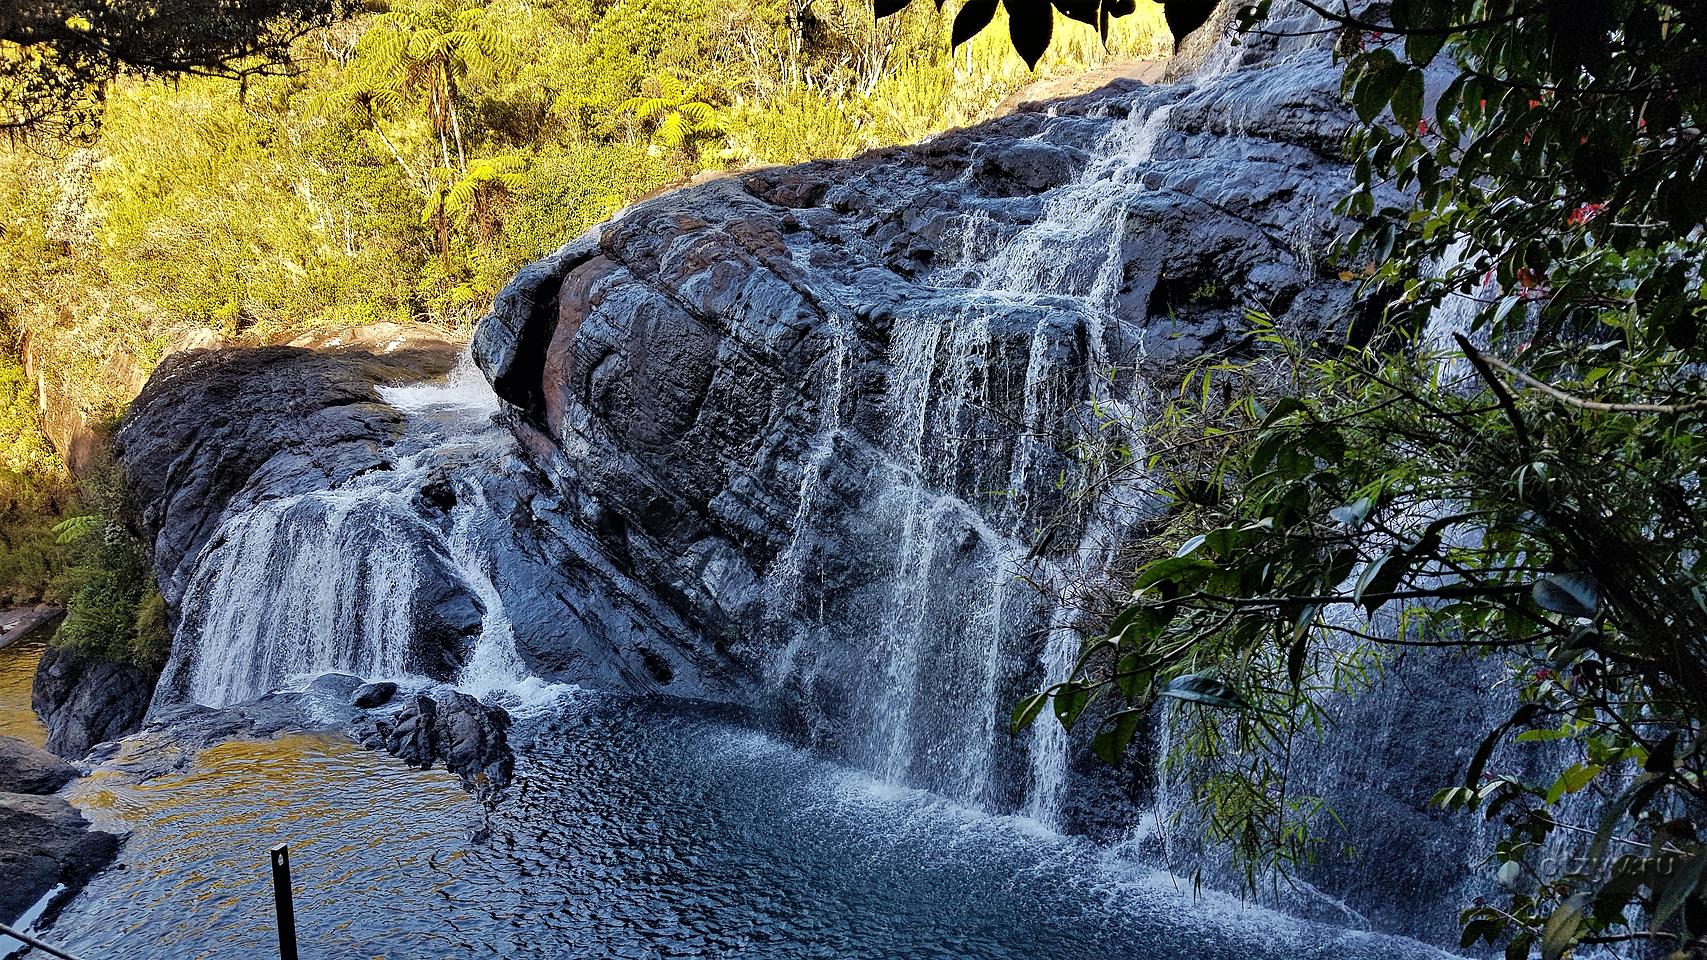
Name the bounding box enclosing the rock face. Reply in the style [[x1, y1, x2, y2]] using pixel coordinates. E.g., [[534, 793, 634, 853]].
[[0, 792, 119, 925], [118, 343, 458, 620], [101, 0, 1501, 943], [115, 342, 469, 703], [460, 2, 1491, 942], [117, 335, 745, 709], [473, 1, 1356, 813], [32, 643, 156, 760]]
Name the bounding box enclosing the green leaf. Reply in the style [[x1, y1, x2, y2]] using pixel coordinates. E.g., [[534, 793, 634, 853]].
[[1545, 763, 1602, 804], [1533, 574, 1599, 620], [1286, 632, 1308, 690], [1353, 545, 1414, 612], [951, 0, 999, 47], [1350, 50, 1402, 125], [1003, 0, 1052, 69], [1092, 709, 1143, 765], [1133, 555, 1214, 592], [1466, 703, 1542, 788], [1645, 732, 1679, 774], [1259, 395, 1308, 427], [1405, 30, 1446, 66], [1329, 496, 1375, 529], [1053, 682, 1093, 729], [1011, 691, 1048, 733], [1390, 67, 1425, 131], [52, 514, 100, 544], [1540, 896, 1589, 960], [1651, 850, 1707, 932]]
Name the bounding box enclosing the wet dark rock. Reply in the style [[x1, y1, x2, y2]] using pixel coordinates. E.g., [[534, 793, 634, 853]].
[[113, 341, 489, 698], [0, 792, 118, 925], [354, 689, 513, 796], [306, 672, 367, 701], [32, 644, 157, 760], [117, 343, 460, 616], [0, 735, 78, 794], [470, 16, 1359, 803], [351, 681, 399, 709]]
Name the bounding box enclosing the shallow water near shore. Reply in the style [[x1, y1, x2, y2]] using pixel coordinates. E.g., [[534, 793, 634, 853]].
[[0, 632, 47, 746], [40, 694, 1455, 960]]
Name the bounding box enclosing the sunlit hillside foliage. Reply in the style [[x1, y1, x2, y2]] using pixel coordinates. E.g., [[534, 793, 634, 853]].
[[1, 0, 1166, 408], [0, 0, 1164, 615]]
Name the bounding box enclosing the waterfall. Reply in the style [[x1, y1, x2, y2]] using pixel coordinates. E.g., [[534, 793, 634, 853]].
[[158, 354, 553, 711], [740, 0, 1356, 825]]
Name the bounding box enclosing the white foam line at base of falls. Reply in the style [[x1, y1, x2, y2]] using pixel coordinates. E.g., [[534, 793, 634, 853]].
[[162, 351, 573, 718]]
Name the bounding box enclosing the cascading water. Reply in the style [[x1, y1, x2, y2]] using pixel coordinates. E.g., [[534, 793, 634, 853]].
[[157, 354, 555, 711], [746, 0, 1357, 828]]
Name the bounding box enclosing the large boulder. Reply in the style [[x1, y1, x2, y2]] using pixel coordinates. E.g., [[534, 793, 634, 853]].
[[117, 342, 460, 611], [0, 735, 78, 794], [353, 689, 513, 797], [471, 1, 1359, 812]]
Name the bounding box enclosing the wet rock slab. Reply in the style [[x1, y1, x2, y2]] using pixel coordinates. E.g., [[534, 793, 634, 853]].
[[0, 734, 78, 794], [0, 735, 117, 926]]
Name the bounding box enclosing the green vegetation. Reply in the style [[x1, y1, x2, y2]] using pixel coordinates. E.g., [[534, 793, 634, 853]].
[[0, 358, 164, 667], [51, 507, 171, 671], [1018, 2, 1707, 957], [0, 353, 70, 604], [2, 0, 337, 136], [2, 0, 1166, 424]]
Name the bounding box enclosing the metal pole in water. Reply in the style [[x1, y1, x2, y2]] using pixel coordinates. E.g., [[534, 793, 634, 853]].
[[270, 843, 300, 960]]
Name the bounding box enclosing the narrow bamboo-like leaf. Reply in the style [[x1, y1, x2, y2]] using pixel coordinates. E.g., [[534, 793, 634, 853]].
[[1539, 897, 1588, 960], [1533, 573, 1599, 619], [1158, 674, 1249, 710]]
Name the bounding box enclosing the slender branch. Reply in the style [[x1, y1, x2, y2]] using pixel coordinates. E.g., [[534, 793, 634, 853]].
[[1454, 333, 1534, 456], [1466, 343, 1707, 415]]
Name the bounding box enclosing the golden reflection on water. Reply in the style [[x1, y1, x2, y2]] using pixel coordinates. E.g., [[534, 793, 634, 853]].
[[62, 732, 478, 959], [0, 634, 48, 746]]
